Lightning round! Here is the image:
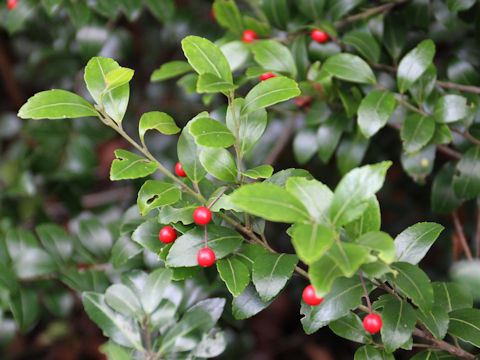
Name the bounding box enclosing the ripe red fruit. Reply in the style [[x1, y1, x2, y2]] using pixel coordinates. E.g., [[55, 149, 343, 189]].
[[363, 314, 383, 334], [7, 0, 17, 9], [159, 226, 177, 244], [242, 29, 258, 43], [259, 72, 276, 81], [175, 162, 187, 177], [302, 285, 324, 306], [311, 29, 329, 43], [210, 8, 215, 20], [193, 206, 212, 225], [197, 248, 215, 267]]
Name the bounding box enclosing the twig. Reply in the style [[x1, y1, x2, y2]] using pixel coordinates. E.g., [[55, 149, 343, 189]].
[[437, 145, 462, 160], [359, 270, 372, 313], [208, 184, 234, 209], [412, 328, 477, 360], [450, 127, 480, 148], [436, 81, 480, 95], [452, 211, 474, 261], [204, 225, 208, 248], [264, 115, 298, 166]]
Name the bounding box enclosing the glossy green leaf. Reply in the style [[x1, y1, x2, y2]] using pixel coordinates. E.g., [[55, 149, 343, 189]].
[[111, 235, 142, 269], [60, 269, 109, 293], [252, 253, 298, 301], [262, 0, 288, 29], [217, 256, 250, 297], [387, 262, 434, 313], [434, 94, 467, 124], [343, 32, 380, 63], [397, 39, 435, 93], [139, 112, 180, 144], [357, 90, 396, 138], [291, 34, 310, 80], [181, 36, 232, 83], [251, 40, 297, 77], [327, 0, 364, 20], [166, 225, 242, 267], [357, 231, 396, 264], [100, 341, 133, 360], [291, 223, 335, 264], [140, 268, 172, 314], [232, 285, 273, 320], [18, 89, 98, 120], [0, 262, 18, 293], [327, 242, 371, 277], [242, 76, 300, 115], [145, 0, 174, 22], [296, 0, 326, 20], [177, 118, 207, 183], [317, 112, 349, 162], [10, 288, 40, 333], [323, 53, 375, 85], [150, 61, 192, 82], [329, 312, 372, 345], [77, 218, 113, 260], [229, 183, 311, 223], [449, 260, 480, 300], [344, 196, 381, 239], [221, 41, 250, 72], [447, 58, 479, 86], [448, 308, 480, 347], [447, 0, 476, 12], [336, 129, 369, 176], [189, 117, 236, 148], [409, 64, 437, 104], [131, 219, 163, 253], [401, 114, 435, 153], [110, 149, 157, 181], [301, 276, 368, 334], [309, 256, 343, 297], [377, 295, 416, 353], [105, 284, 142, 318], [330, 161, 391, 226], [242, 165, 273, 179], [384, 16, 406, 61], [213, 0, 243, 35], [293, 129, 318, 165], [196, 73, 238, 93], [82, 292, 142, 349], [401, 144, 435, 184], [411, 351, 441, 360], [417, 305, 449, 340], [265, 168, 314, 186], [103, 67, 134, 94], [36, 223, 73, 264], [137, 180, 181, 216], [353, 345, 383, 360], [453, 146, 480, 199], [394, 222, 444, 264], [432, 281, 473, 313], [159, 203, 197, 226], [199, 147, 237, 182]]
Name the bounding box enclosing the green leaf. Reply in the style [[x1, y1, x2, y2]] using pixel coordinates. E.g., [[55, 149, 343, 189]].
[[397, 39, 436, 93], [344, 196, 381, 239], [448, 308, 480, 347], [196, 73, 238, 93], [10, 288, 40, 333], [291, 223, 335, 264], [100, 341, 133, 360], [217, 257, 250, 297], [166, 225, 242, 267], [111, 235, 142, 269], [60, 269, 109, 293], [145, 0, 174, 22], [0, 262, 18, 293], [293, 129, 318, 165], [447, 0, 476, 12], [105, 284, 142, 318], [409, 64, 437, 104], [434, 94, 467, 123], [453, 146, 480, 199], [242, 76, 300, 115], [140, 268, 172, 314], [343, 32, 380, 63], [301, 276, 367, 334], [181, 36, 233, 83], [327, 0, 364, 20], [336, 129, 369, 175], [322, 53, 375, 85], [296, 0, 326, 20], [329, 312, 372, 345], [83, 57, 129, 123], [357, 90, 396, 138], [236, 244, 269, 271], [411, 351, 441, 360], [387, 262, 434, 313], [77, 218, 113, 260], [226, 98, 267, 155], [139, 112, 180, 144], [330, 161, 391, 226], [229, 183, 311, 223], [18, 89, 98, 120], [401, 144, 435, 184], [110, 149, 157, 181], [449, 260, 480, 300], [36, 223, 73, 264], [384, 16, 406, 61], [291, 34, 310, 80], [252, 253, 298, 302], [82, 292, 142, 349], [432, 281, 473, 313], [103, 67, 134, 94], [131, 219, 163, 253], [309, 256, 344, 297], [199, 147, 237, 182], [353, 345, 383, 360], [265, 168, 314, 186], [394, 222, 444, 264], [326, 242, 371, 277], [317, 112, 349, 163], [261, 0, 288, 29], [232, 285, 273, 319], [357, 231, 396, 264], [137, 180, 181, 216], [212, 0, 243, 35], [150, 61, 192, 82], [251, 40, 297, 77], [64, 0, 90, 27], [189, 117, 236, 148], [178, 119, 207, 183], [417, 305, 449, 340], [159, 203, 197, 225], [242, 165, 273, 179], [401, 114, 435, 153], [377, 295, 416, 353]]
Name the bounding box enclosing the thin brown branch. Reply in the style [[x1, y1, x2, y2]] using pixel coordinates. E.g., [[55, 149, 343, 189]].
[[412, 328, 477, 360], [450, 127, 480, 148], [264, 115, 298, 166], [436, 145, 462, 160], [359, 271, 372, 313], [452, 211, 474, 261], [436, 81, 480, 95]]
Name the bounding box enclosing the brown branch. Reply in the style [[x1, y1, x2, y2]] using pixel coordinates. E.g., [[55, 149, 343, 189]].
[[450, 127, 480, 148], [412, 328, 477, 360], [436, 81, 480, 95], [452, 211, 474, 261], [437, 145, 462, 160], [264, 115, 298, 166]]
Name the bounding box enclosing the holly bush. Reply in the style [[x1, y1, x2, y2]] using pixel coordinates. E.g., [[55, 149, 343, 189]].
[[3, 0, 480, 359]]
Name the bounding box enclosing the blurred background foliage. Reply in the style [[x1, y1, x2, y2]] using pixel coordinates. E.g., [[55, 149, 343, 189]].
[[1, 0, 480, 359]]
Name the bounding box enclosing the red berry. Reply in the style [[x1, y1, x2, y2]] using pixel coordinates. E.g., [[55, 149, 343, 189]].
[[210, 8, 215, 20], [311, 29, 329, 43], [159, 226, 177, 244], [7, 0, 17, 9], [302, 285, 324, 306], [242, 29, 258, 43], [193, 206, 212, 225], [175, 162, 187, 177], [197, 248, 215, 267], [363, 314, 382, 334], [259, 72, 276, 81]]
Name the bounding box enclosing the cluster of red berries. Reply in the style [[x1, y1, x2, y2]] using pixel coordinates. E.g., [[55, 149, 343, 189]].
[[159, 162, 216, 267], [302, 284, 382, 334], [7, 0, 17, 9]]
